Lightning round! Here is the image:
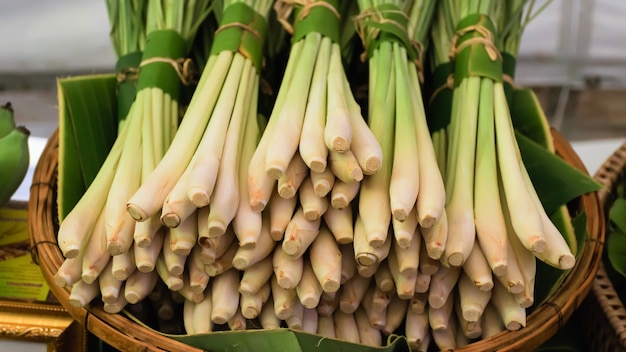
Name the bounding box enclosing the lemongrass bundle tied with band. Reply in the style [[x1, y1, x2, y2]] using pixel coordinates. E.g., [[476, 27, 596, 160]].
[[353, 0, 444, 268]]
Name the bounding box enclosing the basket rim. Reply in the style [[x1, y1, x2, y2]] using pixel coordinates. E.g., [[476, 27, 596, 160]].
[[28, 128, 605, 352]]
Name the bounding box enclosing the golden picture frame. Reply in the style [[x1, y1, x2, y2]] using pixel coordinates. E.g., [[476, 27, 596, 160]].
[[0, 200, 87, 352]]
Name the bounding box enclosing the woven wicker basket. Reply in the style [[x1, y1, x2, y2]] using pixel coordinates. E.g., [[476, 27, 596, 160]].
[[580, 142, 626, 352], [28, 128, 604, 352]]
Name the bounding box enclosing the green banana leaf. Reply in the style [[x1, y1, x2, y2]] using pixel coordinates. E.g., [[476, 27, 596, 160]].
[[510, 87, 554, 152], [607, 194, 626, 279], [57, 74, 118, 220]]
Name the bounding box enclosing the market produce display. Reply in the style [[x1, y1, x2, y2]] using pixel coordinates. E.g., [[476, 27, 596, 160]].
[[50, 0, 601, 350]]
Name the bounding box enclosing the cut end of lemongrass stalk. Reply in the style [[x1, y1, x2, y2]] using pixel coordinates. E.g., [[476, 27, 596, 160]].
[[282, 240, 301, 256], [198, 236, 212, 249], [506, 322, 524, 331], [303, 210, 321, 222], [309, 159, 327, 174], [169, 265, 184, 277], [277, 275, 296, 290], [350, 168, 364, 182], [367, 235, 386, 249], [166, 279, 184, 292], [101, 291, 119, 305], [322, 280, 341, 293], [267, 166, 286, 180], [446, 253, 465, 268], [81, 272, 98, 285], [395, 234, 412, 250], [243, 307, 259, 319], [331, 195, 349, 209], [335, 234, 353, 245], [463, 307, 482, 322], [125, 292, 141, 305], [213, 315, 229, 325], [379, 280, 395, 293], [314, 181, 332, 197], [529, 237, 547, 254], [232, 257, 251, 271], [189, 191, 210, 208], [112, 270, 130, 281], [135, 237, 152, 248], [68, 296, 88, 308], [418, 214, 438, 229], [426, 244, 444, 260], [476, 280, 495, 292], [270, 228, 285, 241], [63, 247, 80, 260], [107, 243, 125, 256], [250, 200, 267, 213], [559, 254, 576, 270], [161, 213, 181, 228], [331, 137, 350, 152], [208, 222, 227, 238], [301, 297, 320, 309], [104, 303, 126, 314], [137, 263, 155, 273], [364, 158, 381, 175], [191, 285, 205, 295], [491, 263, 507, 277], [507, 281, 524, 294], [54, 275, 70, 288], [428, 296, 445, 310], [276, 308, 293, 321], [392, 209, 409, 222], [515, 294, 534, 309], [172, 244, 194, 257], [356, 253, 378, 266], [127, 204, 149, 222], [278, 185, 296, 199]]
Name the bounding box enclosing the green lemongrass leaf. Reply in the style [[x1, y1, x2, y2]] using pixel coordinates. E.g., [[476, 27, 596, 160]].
[[532, 211, 587, 309], [57, 74, 118, 219], [550, 204, 577, 255], [516, 132, 601, 215]]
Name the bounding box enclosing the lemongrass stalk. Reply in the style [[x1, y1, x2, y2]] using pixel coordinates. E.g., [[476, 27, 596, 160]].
[[310, 168, 335, 197], [457, 272, 491, 322], [374, 260, 395, 292], [325, 43, 352, 153], [428, 265, 461, 309], [111, 247, 135, 280], [340, 244, 357, 284], [232, 214, 274, 270], [495, 234, 525, 294], [357, 260, 381, 278], [324, 204, 354, 244], [155, 254, 183, 291], [384, 293, 409, 336], [297, 259, 324, 309], [388, 244, 418, 299], [330, 180, 360, 210], [57, 104, 131, 259], [249, 40, 306, 212], [206, 59, 253, 236], [189, 244, 210, 294], [260, 297, 281, 329], [420, 209, 448, 259], [481, 302, 504, 338], [406, 305, 430, 352], [273, 244, 304, 289], [269, 188, 297, 241], [358, 41, 394, 249], [355, 307, 383, 347], [344, 71, 382, 175], [103, 290, 128, 314], [239, 256, 273, 296], [160, 185, 196, 228], [443, 77, 480, 268], [392, 207, 419, 249], [372, 284, 393, 312], [232, 89, 262, 245], [299, 176, 329, 221], [390, 43, 420, 221], [506, 205, 536, 307], [81, 213, 110, 284], [178, 275, 205, 303], [198, 221, 235, 261], [432, 129, 447, 177], [183, 299, 196, 334], [277, 152, 309, 199], [300, 37, 332, 172], [169, 208, 197, 256], [491, 278, 526, 331], [407, 63, 446, 228], [493, 82, 547, 254], [162, 229, 187, 276], [134, 226, 164, 272], [328, 149, 364, 184], [271, 275, 298, 320], [286, 299, 305, 330], [429, 292, 454, 331], [127, 51, 233, 221], [353, 215, 392, 266], [473, 79, 508, 276], [302, 308, 319, 334], [204, 240, 237, 277], [133, 213, 162, 248], [339, 274, 371, 314], [282, 207, 321, 258], [211, 268, 240, 324], [68, 280, 99, 307], [415, 272, 431, 294], [125, 269, 158, 304], [229, 309, 246, 331], [393, 226, 420, 275], [317, 290, 339, 317], [265, 33, 322, 179], [462, 240, 495, 291], [361, 284, 386, 330], [241, 281, 271, 319], [456, 304, 481, 340], [334, 310, 360, 344], [317, 315, 336, 338], [419, 235, 440, 275], [309, 225, 342, 293], [411, 291, 428, 314], [55, 255, 83, 288], [99, 260, 122, 304], [192, 292, 213, 334]]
